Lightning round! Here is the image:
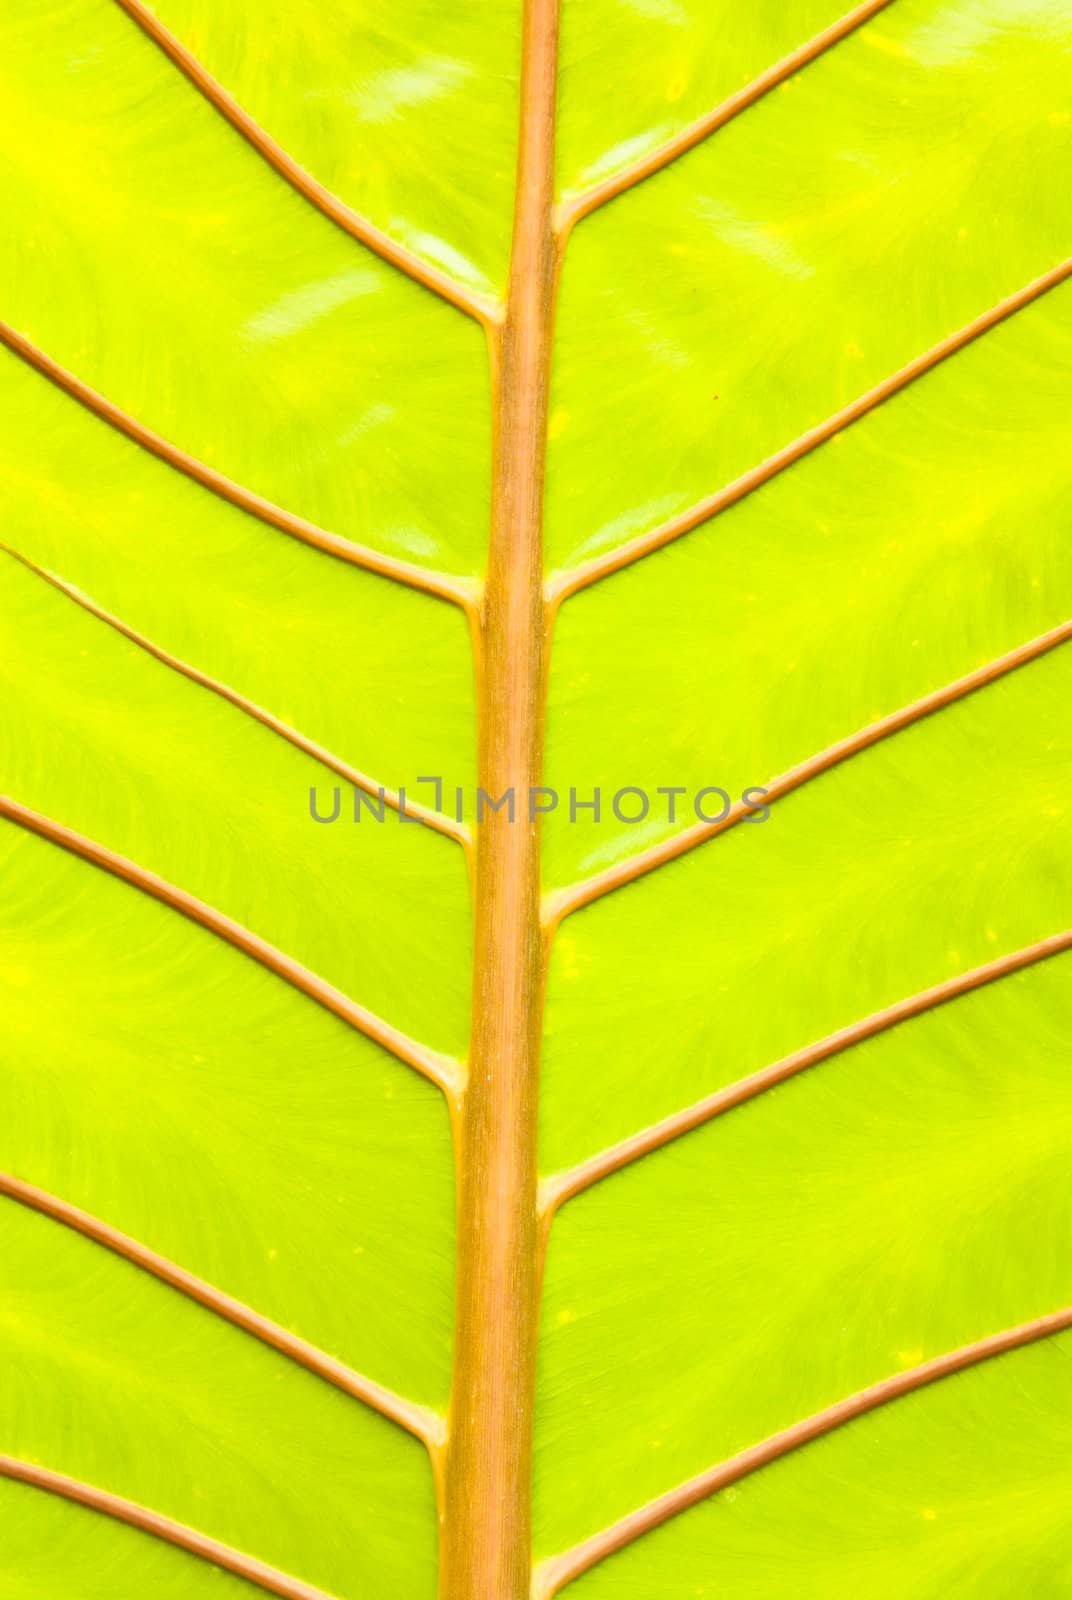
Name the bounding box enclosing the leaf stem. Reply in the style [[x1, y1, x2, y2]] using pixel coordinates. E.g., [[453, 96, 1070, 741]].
[[440, 0, 561, 1593]]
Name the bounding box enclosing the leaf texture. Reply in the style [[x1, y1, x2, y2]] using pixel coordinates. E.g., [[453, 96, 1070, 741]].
[[1, 0, 1070, 1596]]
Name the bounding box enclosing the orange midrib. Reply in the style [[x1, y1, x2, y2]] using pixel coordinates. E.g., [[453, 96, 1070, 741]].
[[438, 1, 561, 1596]]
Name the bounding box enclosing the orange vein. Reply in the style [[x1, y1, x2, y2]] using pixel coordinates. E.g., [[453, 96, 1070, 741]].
[[534, 1304, 1072, 1596], [0, 542, 470, 856], [0, 1170, 441, 1449], [540, 929, 1072, 1216], [558, 0, 895, 233], [0, 322, 477, 615], [0, 1454, 339, 1600], [0, 796, 462, 1097], [545, 621, 1071, 928], [547, 258, 1072, 605], [109, 0, 500, 329]]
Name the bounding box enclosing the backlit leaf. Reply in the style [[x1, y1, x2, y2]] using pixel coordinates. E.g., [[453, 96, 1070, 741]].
[[1, 1, 1069, 1597]]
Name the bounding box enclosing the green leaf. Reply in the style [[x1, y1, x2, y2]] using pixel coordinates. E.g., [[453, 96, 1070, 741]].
[[1, 1, 1070, 1597]]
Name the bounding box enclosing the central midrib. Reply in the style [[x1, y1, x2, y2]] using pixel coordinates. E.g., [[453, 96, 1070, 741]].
[[439, 1, 562, 1596]]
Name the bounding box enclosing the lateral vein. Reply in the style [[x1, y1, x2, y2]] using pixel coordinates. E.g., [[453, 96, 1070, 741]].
[[0, 321, 478, 615], [547, 258, 1072, 605], [544, 621, 1072, 927], [0, 796, 463, 1097], [557, 0, 896, 232], [540, 929, 1072, 1216], [533, 1304, 1072, 1596], [0, 542, 470, 855], [0, 1171, 442, 1449], [0, 1453, 342, 1600], [109, 0, 501, 329]]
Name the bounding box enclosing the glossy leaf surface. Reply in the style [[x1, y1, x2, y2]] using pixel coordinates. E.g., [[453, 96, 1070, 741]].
[[1, 0, 1070, 1596]]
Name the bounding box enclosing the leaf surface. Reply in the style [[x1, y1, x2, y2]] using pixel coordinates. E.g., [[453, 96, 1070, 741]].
[[1, 0, 1070, 1597]]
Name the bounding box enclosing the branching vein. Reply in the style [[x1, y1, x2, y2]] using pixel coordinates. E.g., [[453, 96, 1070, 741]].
[[0, 1454, 341, 1600], [544, 622, 1071, 927], [557, 0, 896, 233], [0, 1171, 441, 1449], [0, 543, 470, 855], [9, 4, 1066, 1594], [539, 930, 1072, 1217], [0, 322, 478, 615], [0, 796, 463, 1097], [533, 1304, 1072, 1596], [109, 0, 500, 329], [546, 258, 1072, 606]]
